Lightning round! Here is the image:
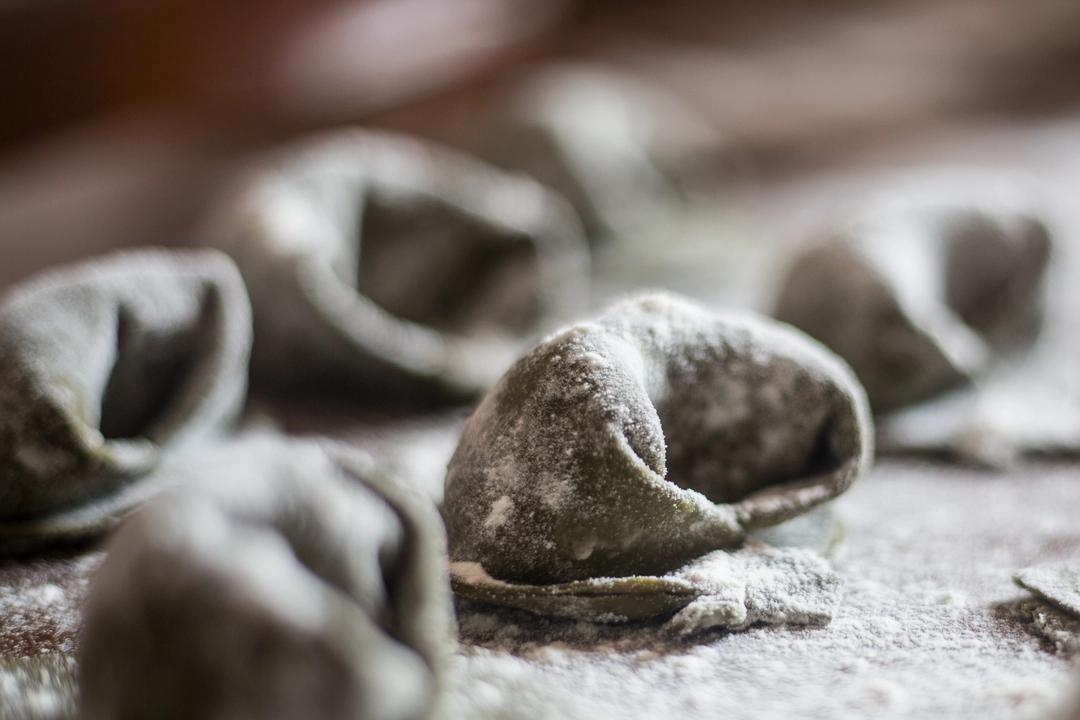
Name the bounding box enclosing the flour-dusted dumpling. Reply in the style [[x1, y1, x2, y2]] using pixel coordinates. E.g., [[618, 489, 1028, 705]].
[[774, 196, 1051, 413], [480, 64, 729, 243], [205, 129, 590, 403], [79, 436, 455, 720], [0, 249, 251, 545], [444, 292, 871, 628]]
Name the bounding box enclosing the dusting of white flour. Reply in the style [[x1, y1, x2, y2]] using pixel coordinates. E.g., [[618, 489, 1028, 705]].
[[484, 496, 515, 529], [445, 459, 1080, 720], [0, 552, 100, 658]]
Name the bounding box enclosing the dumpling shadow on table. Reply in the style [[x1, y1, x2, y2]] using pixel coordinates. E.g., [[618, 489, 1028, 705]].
[[1001, 560, 1080, 658]]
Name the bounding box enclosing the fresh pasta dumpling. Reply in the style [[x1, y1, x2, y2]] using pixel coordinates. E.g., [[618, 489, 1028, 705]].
[[444, 292, 871, 629], [775, 197, 1051, 413], [0, 249, 251, 545], [79, 437, 455, 720], [479, 64, 729, 243], [205, 129, 590, 404]]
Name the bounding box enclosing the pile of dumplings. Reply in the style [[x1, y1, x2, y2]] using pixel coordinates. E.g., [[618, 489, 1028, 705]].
[[0, 67, 1074, 720]]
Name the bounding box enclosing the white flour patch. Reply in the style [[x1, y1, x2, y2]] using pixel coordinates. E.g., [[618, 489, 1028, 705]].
[[484, 496, 515, 530]]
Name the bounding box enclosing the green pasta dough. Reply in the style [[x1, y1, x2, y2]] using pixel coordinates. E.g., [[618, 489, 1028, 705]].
[[775, 198, 1050, 413], [444, 292, 872, 628], [479, 64, 728, 243], [79, 437, 455, 720], [205, 128, 590, 404], [0, 249, 251, 545]]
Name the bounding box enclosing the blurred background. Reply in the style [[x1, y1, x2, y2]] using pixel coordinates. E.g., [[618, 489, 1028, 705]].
[[3, 0, 1080, 293]]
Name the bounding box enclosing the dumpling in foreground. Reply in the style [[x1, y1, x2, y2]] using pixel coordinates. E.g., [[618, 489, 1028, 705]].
[[444, 292, 872, 630], [79, 437, 454, 720]]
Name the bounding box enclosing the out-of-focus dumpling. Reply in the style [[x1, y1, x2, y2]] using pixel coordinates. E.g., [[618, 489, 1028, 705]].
[[479, 64, 730, 243], [0, 249, 251, 546], [205, 128, 590, 405], [775, 195, 1051, 413], [79, 437, 455, 720]]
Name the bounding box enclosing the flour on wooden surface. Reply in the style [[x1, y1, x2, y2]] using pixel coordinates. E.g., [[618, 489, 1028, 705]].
[[445, 460, 1080, 720], [0, 553, 100, 658]]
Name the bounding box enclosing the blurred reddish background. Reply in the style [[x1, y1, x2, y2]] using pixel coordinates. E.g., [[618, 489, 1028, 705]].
[[3, 0, 1080, 288]]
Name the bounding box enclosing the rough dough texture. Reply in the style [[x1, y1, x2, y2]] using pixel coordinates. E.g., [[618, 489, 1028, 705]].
[[444, 292, 871, 622], [205, 128, 590, 404], [0, 249, 251, 546], [775, 197, 1050, 413], [78, 436, 455, 720], [1010, 598, 1080, 657]]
